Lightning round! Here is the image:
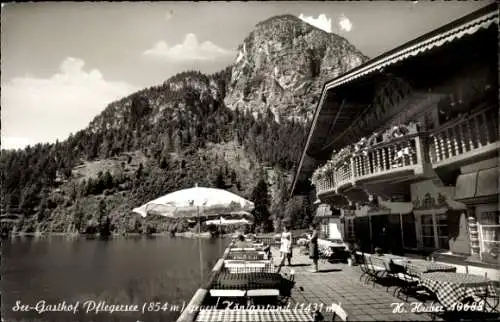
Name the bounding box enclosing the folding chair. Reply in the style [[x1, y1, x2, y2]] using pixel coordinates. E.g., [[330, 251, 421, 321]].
[[365, 256, 388, 287], [358, 254, 372, 284], [483, 282, 500, 313], [278, 269, 296, 305], [394, 270, 433, 304]]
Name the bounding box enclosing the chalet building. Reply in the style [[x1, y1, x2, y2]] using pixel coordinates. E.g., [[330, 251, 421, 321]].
[[291, 4, 499, 267]]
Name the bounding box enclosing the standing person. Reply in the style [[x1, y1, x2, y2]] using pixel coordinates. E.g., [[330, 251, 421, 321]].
[[276, 225, 292, 273], [287, 228, 294, 266], [380, 225, 388, 253], [308, 224, 319, 273]]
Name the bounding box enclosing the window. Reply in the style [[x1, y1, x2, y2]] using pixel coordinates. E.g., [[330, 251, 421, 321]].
[[421, 214, 435, 248], [478, 211, 500, 258], [346, 218, 355, 241], [419, 213, 450, 250], [436, 214, 449, 250], [321, 221, 329, 239]]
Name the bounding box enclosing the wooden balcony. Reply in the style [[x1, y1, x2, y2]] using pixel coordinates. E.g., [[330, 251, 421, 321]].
[[334, 160, 354, 191], [353, 133, 427, 185], [316, 133, 427, 199], [316, 173, 335, 196], [429, 107, 499, 170], [316, 162, 354, 197]]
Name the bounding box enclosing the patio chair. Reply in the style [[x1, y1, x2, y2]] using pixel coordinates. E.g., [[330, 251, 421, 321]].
[[360, 255, 383, 285], [276, 269, 296, 306], [358, 254, 372, 284], [365, 256, 388, 286], [318, 245, 334, 264], [368, 256, 401, 291], [330, 302, 349, 321], [483, 282, 500, 313], [394, 270, 433, 303]]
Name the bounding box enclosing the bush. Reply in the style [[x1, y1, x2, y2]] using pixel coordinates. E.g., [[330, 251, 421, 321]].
[[145, 225, 156, 235], [206, 224, 218, 234], [85, 226, 98, 235]]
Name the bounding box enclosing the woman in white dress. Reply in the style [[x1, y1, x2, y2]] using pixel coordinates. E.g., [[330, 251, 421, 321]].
[[277, 225, 292, 273]]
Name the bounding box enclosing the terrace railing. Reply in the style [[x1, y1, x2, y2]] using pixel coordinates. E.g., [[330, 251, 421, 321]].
[[429, 107, 499, 168], [316, 172, 335, 195], [352, 132, 425, 183], [316, 134, 425, 196], [334, 160, 354, 191]]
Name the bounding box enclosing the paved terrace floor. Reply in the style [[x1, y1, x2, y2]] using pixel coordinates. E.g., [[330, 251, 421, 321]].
[[271, 247, 437, 321]]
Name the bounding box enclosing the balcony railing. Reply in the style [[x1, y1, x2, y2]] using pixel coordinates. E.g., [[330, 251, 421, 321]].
[[429, 108, 499, 168], [316, 173, 335, 195], [334, 160, 353, 190], [353, 133, 424, 182], [316, 133, 426, 196]]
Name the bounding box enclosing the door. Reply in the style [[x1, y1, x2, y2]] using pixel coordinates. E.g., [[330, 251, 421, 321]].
[[402, 213, 417, 248], [371, 215, 389, 250], [354, 217, 371, 253]]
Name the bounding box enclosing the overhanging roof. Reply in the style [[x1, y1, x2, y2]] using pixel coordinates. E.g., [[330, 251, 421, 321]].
[[324, 8, 498, 91], [291, 3, 499, 196]]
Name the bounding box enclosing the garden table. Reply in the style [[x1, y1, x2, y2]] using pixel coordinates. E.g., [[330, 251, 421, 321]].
[[419, 272, 497, 310], [209, 272, 294, 298], [392, 258, 456, 276], [223, 260, 274, 274], [226, 251, 266, 261], [195, 309, 314, 322], [210, 272, 284, 290], [230, 247, 257, 252]]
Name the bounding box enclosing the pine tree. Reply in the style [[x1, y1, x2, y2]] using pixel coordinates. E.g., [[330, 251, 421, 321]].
[[160, 157, 168, 169], [251, 178, 272, 233], [103, 170, 113, 190], [98, 199, 106, 226], [230, 170, 237, 184], [135, 163, 144, 180], [213, 167, 226, 188], [73, 202, 84, 232]]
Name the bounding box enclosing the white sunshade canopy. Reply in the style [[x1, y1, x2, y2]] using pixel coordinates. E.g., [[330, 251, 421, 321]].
[[132, 186, 255, 218]]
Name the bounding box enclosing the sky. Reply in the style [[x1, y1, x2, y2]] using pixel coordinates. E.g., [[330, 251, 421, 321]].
[[1, 1, 493, 150]]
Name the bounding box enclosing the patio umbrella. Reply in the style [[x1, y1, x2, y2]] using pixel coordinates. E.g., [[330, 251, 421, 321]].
[[132, 184, 254, 283], [132, 185, 254, 218]]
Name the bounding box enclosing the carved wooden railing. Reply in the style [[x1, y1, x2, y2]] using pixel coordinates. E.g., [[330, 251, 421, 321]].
[[352, 133, 424, 182], [316, 161, 353, 196], [334, 160, 353, 190], [316, 172, 335, 195], [429, 107, 499, 167], [316, 136, 424, 195]]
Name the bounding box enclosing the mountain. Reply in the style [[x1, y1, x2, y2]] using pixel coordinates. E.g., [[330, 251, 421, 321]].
[[225, 15, 368, 122], [0, 15, 368, 236]]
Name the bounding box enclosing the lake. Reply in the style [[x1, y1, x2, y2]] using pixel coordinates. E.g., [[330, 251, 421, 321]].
[[1, 235, 229, 322]]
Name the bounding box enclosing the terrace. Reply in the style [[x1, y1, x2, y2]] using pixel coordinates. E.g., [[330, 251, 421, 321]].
[[180, 233, 499, 322]]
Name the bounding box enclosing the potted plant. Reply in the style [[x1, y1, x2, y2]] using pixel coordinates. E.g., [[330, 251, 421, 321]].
[[346, 242, 359, 266]]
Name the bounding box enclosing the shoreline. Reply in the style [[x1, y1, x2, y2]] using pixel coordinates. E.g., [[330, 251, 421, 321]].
[[5, 231, 219, 239]]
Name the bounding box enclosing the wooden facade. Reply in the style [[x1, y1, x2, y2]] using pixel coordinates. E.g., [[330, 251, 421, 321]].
[[292, 4, 499, 265]]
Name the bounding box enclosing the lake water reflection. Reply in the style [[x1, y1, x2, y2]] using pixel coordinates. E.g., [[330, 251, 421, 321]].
[[1, 235, 229, 322]]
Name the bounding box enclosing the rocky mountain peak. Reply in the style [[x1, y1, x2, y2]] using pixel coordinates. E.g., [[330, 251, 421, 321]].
[[225, 14, 369, 122]]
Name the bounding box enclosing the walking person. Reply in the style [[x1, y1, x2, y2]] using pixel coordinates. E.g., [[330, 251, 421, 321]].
[[276, 225, 292, 273], [308, 223, 319, 273]]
